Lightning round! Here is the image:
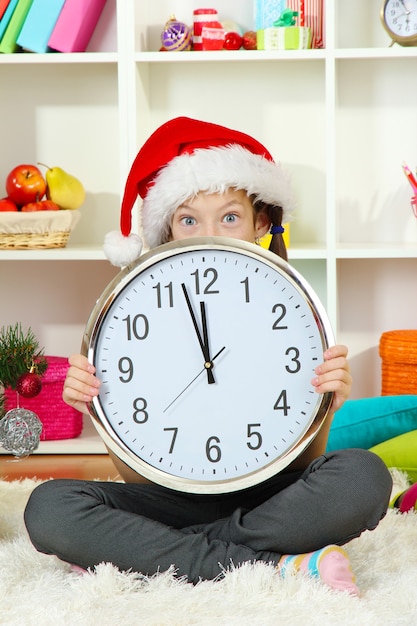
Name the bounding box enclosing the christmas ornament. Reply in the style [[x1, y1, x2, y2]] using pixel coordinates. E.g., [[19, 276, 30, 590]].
[[0, 408, 42, 457], [16, 371, 42, 398], [223, 32, 243, 50], [161, 16, 192, 51]]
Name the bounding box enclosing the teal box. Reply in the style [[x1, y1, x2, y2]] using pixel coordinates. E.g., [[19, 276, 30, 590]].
[[254, 0, 286, 30], [17, 0, 66, 53]]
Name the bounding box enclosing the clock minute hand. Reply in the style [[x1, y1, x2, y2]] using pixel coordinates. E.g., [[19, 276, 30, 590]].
[[181, 283, 215, 384]]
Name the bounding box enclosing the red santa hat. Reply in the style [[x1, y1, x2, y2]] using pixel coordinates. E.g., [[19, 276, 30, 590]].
[[104, 116, 295, 267]]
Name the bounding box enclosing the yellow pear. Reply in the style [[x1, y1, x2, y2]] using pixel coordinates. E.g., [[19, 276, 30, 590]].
[[40, 164, 85, 210]]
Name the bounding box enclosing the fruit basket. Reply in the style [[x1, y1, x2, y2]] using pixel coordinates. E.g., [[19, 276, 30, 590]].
[[0, 210, 81, 250]]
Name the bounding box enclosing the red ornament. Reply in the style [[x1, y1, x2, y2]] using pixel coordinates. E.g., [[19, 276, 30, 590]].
[[16, 372, 42, 398], [242, 31, 257, 50], [224, 32, 242, 50]]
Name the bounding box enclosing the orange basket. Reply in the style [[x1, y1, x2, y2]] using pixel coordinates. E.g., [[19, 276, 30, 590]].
[[379, 330, 417, 396]]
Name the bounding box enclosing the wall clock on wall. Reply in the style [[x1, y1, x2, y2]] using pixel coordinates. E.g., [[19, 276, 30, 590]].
[[83, 237, 334, 494], [381, 0, 417, 46]]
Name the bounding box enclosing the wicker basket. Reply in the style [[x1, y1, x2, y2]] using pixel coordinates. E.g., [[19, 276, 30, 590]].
[[379, 330, 417, 396], [4, 356, 83, 440], [0, 210, 80, 250]]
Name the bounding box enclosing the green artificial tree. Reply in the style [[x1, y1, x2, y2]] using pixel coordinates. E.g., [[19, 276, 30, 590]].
[[0, 323, 48, 419]]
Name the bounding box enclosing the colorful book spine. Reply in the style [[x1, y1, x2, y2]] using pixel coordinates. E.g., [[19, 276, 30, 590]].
[[0, 0, 18, 41], [0, 0, 33, 53], [0, 0, 11, 22], [48, 0, 107, 53], [16, 0, 66, 53]]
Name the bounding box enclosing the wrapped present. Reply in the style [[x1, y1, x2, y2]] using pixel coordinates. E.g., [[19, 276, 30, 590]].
[[286, 0, 325, 48], [257, 26, 311, 49], [254, 0, 286, 30], [4, 356, 83, 440]]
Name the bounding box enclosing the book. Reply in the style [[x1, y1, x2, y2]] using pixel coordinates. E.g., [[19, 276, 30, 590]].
[[0, 0, 18, 41], [16, 0, 66, 53], [0, 0, 33, 53], [48, 0, 107, 53], [0, 0, 11, 21]]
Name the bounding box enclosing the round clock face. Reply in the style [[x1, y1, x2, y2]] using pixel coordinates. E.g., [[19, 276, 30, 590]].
[[83, 237, 334, 494], [381, 0, 417, 44]]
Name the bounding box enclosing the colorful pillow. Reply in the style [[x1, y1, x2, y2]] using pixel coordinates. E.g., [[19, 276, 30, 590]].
[[326, 395, 417, 452], [370, 430, 417, 483]]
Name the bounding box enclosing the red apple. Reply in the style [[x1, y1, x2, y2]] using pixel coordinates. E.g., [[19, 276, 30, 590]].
[[21, 199, 60, 212], [0, 197, 18, 211], [242, 31, 257, 50], [6, 164, 46, 207]]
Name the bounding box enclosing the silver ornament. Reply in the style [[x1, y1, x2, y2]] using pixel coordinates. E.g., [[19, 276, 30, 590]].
[[0, 408, 43, 458]]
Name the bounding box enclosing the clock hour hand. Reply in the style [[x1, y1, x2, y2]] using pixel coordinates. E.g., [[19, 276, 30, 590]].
[[181, 283, 215, 384], [163, 346, 226, 413]]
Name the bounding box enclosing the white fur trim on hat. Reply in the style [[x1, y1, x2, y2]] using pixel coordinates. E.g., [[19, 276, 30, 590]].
[[104, 230, 143, 267], [142, 145, 295, 249]]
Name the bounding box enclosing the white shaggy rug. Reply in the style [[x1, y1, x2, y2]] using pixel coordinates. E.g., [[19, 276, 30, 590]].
[[1, 470, 417, 626]]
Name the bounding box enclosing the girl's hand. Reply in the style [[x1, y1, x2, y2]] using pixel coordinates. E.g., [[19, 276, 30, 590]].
[[62, 353, 101, 416], [311, 344, 352, 415]]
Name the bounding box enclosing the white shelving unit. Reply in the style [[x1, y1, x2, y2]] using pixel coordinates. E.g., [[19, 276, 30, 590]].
[[1, 0, 416, 454]]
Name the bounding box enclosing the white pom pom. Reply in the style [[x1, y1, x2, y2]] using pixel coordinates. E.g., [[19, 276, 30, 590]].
[[103, 231, 143, 267]]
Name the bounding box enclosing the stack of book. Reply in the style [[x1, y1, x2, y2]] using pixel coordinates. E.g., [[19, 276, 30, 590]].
[[0, 0, 107, 54]]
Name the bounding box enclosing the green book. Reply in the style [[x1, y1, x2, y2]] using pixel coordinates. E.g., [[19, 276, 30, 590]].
[[0, 0, 33, 53]]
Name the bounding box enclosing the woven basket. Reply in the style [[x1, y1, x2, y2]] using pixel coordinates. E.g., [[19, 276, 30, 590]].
[[379, 330, 417, 396], [4, 356, 83, 440], [0, 210, 80, 250]]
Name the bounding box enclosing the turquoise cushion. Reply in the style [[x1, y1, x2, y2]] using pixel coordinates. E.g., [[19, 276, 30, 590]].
[[326, 395, 417, 452], [370, 430, 417, 483]]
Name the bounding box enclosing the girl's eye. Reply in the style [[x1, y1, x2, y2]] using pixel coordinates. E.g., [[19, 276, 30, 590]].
[[181, 216, 196, 226], [223, 213, 237, 223]]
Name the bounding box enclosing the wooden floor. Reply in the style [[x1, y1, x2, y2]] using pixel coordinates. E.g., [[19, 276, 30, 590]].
[[0, 454, 121, 481]]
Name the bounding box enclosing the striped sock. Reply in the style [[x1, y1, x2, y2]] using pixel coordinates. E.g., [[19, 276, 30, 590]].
[[278, 545, 359, 596]]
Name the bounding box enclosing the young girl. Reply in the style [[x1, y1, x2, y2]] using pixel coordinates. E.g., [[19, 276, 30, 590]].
[[24, 117, 393, 596]]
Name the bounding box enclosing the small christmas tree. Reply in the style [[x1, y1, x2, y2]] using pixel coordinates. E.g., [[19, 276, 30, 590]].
[[0, 323, 48, 419]]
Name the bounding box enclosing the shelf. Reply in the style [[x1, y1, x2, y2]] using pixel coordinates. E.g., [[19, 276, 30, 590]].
[[0, 52, 118, 64], [0, 245, 108, 261], [0, 416, 107, 456]]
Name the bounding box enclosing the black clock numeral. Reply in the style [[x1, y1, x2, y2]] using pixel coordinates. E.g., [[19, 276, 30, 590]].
[[132, 397, 149, 423], [118, 357, 133, 383], [123, 314, 149, 340], [153, 282, 174, 308], [272, 303, 288, 330], [247, 423, 262, 450], [191, 268, 219, 295], [274, 390, 290, 416], [240, 276, 250, 303], [285, 347, 301, 373], [206, 436, 221, 463], [164, 427, 178, 453]]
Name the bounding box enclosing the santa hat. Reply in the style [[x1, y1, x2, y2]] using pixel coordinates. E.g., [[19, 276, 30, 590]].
[[104, 116, 295, 267]]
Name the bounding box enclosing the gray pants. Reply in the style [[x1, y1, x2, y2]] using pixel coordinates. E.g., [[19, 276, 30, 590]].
[[24, 449, 392, 583]]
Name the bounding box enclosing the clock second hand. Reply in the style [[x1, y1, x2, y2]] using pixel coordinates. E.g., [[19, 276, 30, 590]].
[[163, 345, 226, 413]]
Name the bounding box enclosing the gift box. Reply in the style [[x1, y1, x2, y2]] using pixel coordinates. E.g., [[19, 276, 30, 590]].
[[257, 26, 311, 50], [254, 0, 286, 30], [4, 356, 83, 440], [379, 330, 417, 396]]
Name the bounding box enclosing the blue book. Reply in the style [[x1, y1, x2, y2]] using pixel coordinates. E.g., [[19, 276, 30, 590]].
[[0, 0, 18, 41], [17, 0, 66, 53]]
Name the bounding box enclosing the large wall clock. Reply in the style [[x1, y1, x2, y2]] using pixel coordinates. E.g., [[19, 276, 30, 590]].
[[83, 237, 334, 494]]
